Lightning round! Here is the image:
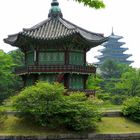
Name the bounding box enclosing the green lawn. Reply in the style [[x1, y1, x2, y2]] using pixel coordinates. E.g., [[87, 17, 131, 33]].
[[0, 115, 140, 135], [97, 117, 140, 134], [0, 115, 69, 136]]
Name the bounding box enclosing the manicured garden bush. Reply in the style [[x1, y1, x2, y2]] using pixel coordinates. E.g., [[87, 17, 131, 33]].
[[97, 93, 111, 101], [122, 96, 140, 122], [11, 82, 101, 131]]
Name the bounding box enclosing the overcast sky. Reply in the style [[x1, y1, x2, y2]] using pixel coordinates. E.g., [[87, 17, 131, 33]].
[[0, 0, 140, 68]]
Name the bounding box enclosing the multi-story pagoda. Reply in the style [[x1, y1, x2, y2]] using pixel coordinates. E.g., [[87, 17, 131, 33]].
[[95, 30, 133, 65], [4, 0, 107, 92]]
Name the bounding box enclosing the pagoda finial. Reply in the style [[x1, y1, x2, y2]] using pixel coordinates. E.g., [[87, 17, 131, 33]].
[[51, 0, 59, 6], [48, 0, 63, 18], [111, 27, 114, 35]]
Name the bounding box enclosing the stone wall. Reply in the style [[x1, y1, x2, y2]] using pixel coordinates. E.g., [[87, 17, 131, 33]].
[[0, 133, 140, 140]]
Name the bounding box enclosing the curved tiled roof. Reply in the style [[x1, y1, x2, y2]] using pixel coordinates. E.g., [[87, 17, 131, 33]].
[[4, 0, 108, 48], [22, 18, 76, 40], [4, 17, 107, 47]]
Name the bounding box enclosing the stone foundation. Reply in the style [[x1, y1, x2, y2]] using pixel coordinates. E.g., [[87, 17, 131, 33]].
[[0, 133, 140, 140]]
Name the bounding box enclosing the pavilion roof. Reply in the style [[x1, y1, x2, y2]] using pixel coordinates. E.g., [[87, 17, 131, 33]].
[[4, 0, 108, 48]]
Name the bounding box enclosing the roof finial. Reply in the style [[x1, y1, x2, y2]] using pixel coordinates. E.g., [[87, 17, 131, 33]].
[[51, 0, 59, 6], [111, 27, 114, 35], [48, 0, 63, 18]]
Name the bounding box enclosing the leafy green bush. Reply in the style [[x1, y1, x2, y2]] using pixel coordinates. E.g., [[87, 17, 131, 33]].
[[97, 93, 111, 101], [11, 82, 101, 131], [122, 97, 140, 122], [111, 95, 125, 105], [0, 110, 7, 125]]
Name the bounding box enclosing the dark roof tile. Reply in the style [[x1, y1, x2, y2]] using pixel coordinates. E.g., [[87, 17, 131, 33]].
[[4, 17, 108, 47]]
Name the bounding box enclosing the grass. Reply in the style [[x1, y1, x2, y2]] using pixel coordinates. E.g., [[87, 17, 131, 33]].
[[0, 115, 69, 136], [96, 117, 140, 134], [0, 115, 140, 135], [99, 105, 122, 112], [95, 102, 122, 112]]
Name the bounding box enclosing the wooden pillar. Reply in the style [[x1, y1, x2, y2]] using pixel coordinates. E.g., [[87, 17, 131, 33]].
[[65, 49, 69, 65], [36, 49, 39, 65], [24, 50, 27, 65], [33, 74, 39, 84], [83, 75, 88, 90], [84, 49, 86, 66], [64, 73, 69, 89], [21, 75, 27, 87]]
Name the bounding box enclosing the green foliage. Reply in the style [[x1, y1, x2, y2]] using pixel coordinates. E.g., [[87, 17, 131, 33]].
[[74, 0, 105, 9], [97, 93, 111, 101], [111, 95, 125, 105], [99, 60, 124, 79], [115, 68, 140, 97], [86, 74, 103, 91], [0, 50, 23, 104], [98, 60, 135, 105], [122, 97, 140, 122], [88, 96, 104, 109], [0, 110, 7, 125], [11, 82, 101, 131], [8, 49, 24, 66]]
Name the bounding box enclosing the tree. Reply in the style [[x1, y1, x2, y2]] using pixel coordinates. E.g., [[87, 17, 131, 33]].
[[86, 74, 103, 92], [0, 50, 23, 104], [99, 60, 130, 94], [8, 49, 24, 66], [122, 97, 140, 122], [12, 82, 101, 131], [99, 60, 128, 79], [115, 68, 140, 97], [74, 0, 105, 9]]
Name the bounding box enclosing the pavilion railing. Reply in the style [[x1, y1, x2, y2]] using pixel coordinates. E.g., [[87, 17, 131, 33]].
[[15, 65, 96, 75]]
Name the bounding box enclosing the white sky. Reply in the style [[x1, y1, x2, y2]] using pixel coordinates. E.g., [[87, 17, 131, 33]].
[[0, 0, 140, 68]]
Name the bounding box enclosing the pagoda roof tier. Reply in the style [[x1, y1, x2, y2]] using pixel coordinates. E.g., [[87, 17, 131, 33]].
[[96, 60, 134, 65], [95, 54, 132, 59], [102, 41, 125, 46], [98, 47, 128, 53], [109, 34, 123, 40], [109, 29, 123, 40]]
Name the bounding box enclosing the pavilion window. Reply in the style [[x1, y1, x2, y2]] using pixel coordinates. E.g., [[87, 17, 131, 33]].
[[39, 52, 64, 65], [26, 52, 34, 65], [69, 52, 84, 65]]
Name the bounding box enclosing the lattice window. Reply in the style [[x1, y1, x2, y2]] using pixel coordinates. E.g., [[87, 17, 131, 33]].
[[39, 52, 64, 65], [69, 52, 84, 65]]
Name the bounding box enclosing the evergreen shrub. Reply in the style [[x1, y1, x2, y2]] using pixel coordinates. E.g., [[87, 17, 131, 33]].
[[97, 93, 111, 101], [122, 96, 140, 122], [11, 82, 101, 131]]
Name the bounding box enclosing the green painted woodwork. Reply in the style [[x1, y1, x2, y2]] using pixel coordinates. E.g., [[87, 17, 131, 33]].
[[39, 52, 64, 65], [39, 74, 56, 83], [26, 52, 34, 65], [69, 75, 83, 89], [69, 52, 84, 65]]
